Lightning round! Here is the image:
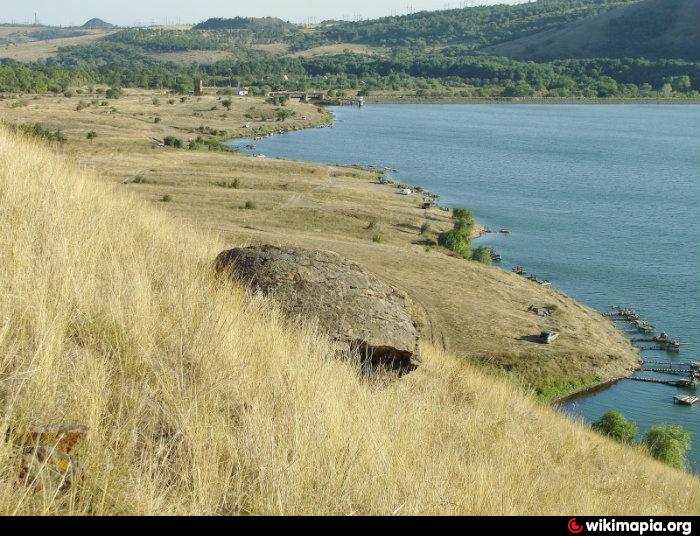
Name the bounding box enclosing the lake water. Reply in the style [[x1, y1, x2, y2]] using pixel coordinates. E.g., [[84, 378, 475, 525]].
[[227, 104, 700, 471]]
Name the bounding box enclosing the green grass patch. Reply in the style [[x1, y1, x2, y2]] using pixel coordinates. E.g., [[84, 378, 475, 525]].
[[536, 374, 600, 402]]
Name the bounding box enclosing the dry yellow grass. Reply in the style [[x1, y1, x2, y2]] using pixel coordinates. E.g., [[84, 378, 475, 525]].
[[0, 129, 698, 515], [0, 90, 640, 395], [0, 29, 113, 62], [146, 50, 240, 65]]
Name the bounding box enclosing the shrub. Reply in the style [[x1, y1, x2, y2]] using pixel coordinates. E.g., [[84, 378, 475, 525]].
[[244, 200, 256, 210], [275, 108, 296, 122], [452, 207, 473, 222], [372, 233, 383, 243], [6, 122, 66, 144], [592, 410, 638, 444], [642, 425, 691, 470], [152, 97, 160, 106], [438, 228, 471, 259], [439, 206, 478, 259], [105, 87, 123, 100], [86, 131, 97, 141], [216, 179, 240, 189], [161, 194, 173, 203], [471, 245, 493, 265], [420, 222, 431, 235], [366, 220, 377, 230], [154, 117, 161, 124], [164, 136, 182, 148]]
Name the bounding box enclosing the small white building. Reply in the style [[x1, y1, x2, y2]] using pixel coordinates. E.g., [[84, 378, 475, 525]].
[[236, 87, 250, 97]]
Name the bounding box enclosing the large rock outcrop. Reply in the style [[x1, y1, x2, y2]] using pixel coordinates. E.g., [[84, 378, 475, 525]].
[[215, 245, 421, 373]]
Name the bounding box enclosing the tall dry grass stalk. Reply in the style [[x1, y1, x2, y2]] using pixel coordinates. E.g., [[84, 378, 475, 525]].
[[0, 129, 697, 515]]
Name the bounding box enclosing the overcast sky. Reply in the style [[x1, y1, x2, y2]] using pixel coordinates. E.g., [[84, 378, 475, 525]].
[[2, 0, 525, 27]]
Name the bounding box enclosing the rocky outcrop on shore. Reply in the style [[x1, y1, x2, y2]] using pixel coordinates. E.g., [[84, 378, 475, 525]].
[[215, 245, 422, 374]]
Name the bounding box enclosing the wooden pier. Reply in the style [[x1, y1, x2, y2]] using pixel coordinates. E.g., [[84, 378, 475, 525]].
[[625, 376, 696, 388], [640, 368, 693, 376], [674, 395, 699, 406], [643, 359, 694, 367]]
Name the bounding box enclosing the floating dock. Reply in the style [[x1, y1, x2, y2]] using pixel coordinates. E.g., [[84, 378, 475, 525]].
[[625, 376, 697, 388], [674, 395, 699, 406], [643, 359, 694, 368], [640, 368, 693, 376]]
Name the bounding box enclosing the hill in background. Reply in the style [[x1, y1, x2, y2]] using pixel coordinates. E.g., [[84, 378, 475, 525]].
[[488, 0, 700, 61], [193, 16, 296, 31], [82, 18, 115, 30], [291, 0, 641, 50]]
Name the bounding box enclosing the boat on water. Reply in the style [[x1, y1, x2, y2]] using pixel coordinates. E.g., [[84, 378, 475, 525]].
[[633, 318, 655, 331], [500, 228, 511, 234], [654, 332, 669, 343]]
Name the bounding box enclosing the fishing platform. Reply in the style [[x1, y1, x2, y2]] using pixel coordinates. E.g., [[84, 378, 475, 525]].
[[674, 395, 699, 406]]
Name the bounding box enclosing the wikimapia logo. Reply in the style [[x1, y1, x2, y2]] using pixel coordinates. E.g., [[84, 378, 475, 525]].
[[568, 518, 693, 535]]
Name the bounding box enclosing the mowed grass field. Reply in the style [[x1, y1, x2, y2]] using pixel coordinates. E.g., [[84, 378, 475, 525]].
[[0, 89, 640, 395], [0, 128, 698, 515]]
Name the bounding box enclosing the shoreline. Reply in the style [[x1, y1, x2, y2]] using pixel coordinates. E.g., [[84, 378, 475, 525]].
[[0, 90, 668, 405], [228, 112, 641, 404], [364, 96, 700, 105]]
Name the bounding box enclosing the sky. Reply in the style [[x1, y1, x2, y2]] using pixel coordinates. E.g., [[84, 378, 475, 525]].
[[1, 0, 523, 27]]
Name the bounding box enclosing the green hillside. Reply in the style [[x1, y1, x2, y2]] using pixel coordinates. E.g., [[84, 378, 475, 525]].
[[289, 0, 641, 50], [488, 0, 700, 61]]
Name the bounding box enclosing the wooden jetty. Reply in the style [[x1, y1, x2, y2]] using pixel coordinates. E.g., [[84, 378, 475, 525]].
[[674, 395, 699, 406], [626, 377, 697, 388], [641, 368, 692, 376], [643, 359, 693, 367]]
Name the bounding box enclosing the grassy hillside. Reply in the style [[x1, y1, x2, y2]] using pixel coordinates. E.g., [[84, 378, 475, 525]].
[[0, 27, 112, 62], [290, 0, 641, 50], [0, 89, 642, 397], [1, 0, 698, 99], [0, 128, 698, 515], [489, 0, 700, 61]]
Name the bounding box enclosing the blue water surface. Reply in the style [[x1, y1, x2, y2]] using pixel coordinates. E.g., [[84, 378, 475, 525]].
[[228, 104, 700, 470]]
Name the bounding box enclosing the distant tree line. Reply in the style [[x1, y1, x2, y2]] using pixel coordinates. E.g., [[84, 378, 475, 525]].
[[1, 44, 698, 100]]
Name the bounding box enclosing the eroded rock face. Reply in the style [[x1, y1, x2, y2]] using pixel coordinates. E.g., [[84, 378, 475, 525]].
[[215, 245, 421, 373]]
